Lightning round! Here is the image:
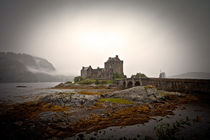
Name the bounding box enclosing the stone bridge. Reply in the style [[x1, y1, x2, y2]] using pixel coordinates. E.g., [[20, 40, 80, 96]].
[[115, 78, 210, 94], [115, 78, 143, 88]]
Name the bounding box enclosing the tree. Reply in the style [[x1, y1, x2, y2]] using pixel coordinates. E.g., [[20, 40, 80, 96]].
[[113, 72, 125, 80], [131, 72, 147, 78], [74, 76, 83, 83]]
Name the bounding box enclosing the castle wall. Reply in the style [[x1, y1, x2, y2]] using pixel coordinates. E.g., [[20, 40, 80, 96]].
[[81, 55, 124, 80], [105, 61, 123, 74], [81, 69, 87, 79], [104, 68, 114, 80], [81, 67, 93, 79], [90, 68, 105, 79], [140, 78, 210, 94]]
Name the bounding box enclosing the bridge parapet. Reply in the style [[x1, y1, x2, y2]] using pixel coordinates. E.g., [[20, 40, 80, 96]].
[[116, 78, 210, 94]]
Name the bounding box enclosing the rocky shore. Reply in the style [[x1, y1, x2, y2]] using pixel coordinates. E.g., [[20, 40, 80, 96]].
[[0, 83, 206, 139]]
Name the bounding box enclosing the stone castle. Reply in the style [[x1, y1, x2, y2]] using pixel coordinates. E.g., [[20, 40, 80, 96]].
[[81, 55, 123, 80]]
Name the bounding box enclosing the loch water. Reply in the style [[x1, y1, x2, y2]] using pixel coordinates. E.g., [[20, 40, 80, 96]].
[[0, 82, 74, 103]]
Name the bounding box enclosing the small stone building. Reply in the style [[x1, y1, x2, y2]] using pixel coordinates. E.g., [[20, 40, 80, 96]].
[[159, 72, 166, 78], [81, 55, 124, 80]]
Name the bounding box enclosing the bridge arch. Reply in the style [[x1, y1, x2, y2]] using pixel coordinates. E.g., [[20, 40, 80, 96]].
[[135, 81, 140, 86], [123, 81, 126, 88], [127, 81, 133, 88], [117, 78, 142, 88]]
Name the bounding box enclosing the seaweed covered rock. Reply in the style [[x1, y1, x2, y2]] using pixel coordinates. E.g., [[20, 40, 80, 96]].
[[102, 86, 161, 102], [40, 92, 100, 107]]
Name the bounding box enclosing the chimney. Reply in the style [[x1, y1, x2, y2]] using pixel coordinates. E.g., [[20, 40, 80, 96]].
[[116, 55, 118, 58]]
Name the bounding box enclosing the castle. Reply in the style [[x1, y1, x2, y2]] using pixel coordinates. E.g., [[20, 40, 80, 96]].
[[81, 55, 124, 80]]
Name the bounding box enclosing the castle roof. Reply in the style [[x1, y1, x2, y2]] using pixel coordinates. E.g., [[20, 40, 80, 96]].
[[82, 66, 92, 71], [106, 55, 122, 63]]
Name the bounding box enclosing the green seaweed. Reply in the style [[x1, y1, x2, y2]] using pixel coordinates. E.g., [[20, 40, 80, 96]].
[[144, 85, 155, 93], [98, 98, 134, 104]]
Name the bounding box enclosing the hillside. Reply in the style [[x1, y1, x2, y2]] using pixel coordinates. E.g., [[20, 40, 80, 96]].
[[0, 52, 73, 82], [170, 72, 210, 79]]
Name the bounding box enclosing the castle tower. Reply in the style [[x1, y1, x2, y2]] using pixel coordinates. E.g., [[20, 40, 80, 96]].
[[81, 66, 92, 79], [104, 55, 123, 79]]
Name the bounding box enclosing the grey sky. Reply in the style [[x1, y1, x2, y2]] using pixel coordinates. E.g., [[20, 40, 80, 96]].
[[0, 0, 210, 77]]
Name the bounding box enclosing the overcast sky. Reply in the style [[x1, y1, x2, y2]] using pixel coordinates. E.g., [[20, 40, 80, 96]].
[[0, 0, 210, 77]]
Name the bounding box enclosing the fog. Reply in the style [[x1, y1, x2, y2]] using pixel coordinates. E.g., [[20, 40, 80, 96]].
[[0, 0, 210, 77]]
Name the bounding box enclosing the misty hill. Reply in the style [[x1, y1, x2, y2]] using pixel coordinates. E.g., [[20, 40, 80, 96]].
[[0, 52, 73, 82], [170, 72, 210, 79]]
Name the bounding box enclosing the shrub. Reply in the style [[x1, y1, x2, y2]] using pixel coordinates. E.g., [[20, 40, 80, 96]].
[[113, 72, 125, 80], [74, 76, 83, 83], [131, 72, 147, 78]]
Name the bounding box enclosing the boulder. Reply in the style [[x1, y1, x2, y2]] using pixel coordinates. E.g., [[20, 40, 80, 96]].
[[102, 86, 160, 102], [40, 92, 100, 107]]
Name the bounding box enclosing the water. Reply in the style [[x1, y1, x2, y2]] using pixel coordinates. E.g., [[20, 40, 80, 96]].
[[0, 82, 74, 103]]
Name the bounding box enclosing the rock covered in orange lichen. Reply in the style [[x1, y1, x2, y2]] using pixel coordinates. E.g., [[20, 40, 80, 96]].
[[0, 86, 200, 139]]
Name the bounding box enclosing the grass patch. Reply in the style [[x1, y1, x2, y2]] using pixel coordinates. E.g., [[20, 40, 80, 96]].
[[144, 85, 155, 90], [144, 85, 155, 93], [65, 83, 73, 86], [78, 91, 102, 95], [77, 79, 114, 85], [100, 80, 114, 85], [98, 98, 134, 104], [157, 90, 171, 97], [78, 79, 96, 84], [65, 81, 73, 85]]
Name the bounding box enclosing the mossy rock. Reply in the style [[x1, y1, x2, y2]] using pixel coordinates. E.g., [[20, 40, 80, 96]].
[[144, 85, 155, 90], [98, 98, 134, 104]]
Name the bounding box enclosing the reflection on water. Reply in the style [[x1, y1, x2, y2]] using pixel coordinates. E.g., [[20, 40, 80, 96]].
[[0, 82, 74, 103]]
